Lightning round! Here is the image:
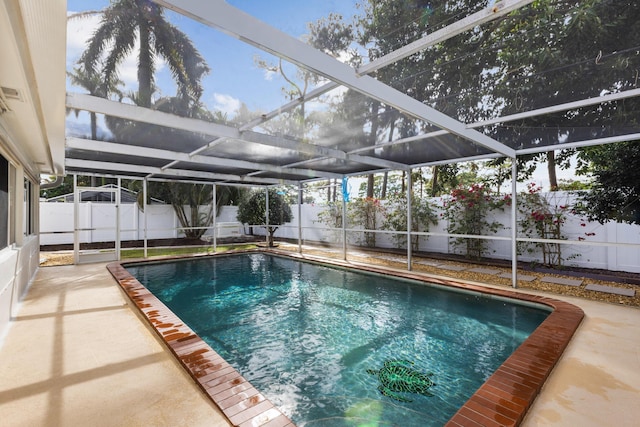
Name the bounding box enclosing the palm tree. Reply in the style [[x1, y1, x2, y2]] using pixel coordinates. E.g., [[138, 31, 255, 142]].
[[79, 0, 209, 108], [67, 65, 123, 140], [67, 65, 124, 187]]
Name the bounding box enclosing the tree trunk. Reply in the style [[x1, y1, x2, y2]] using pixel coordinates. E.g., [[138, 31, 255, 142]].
[[381, 118, 394, 200], [267, 226, 277, 247], [430, 165, 439, 196], [90, 111, 97, 140], [366, 101, 381, 199], [547, 151, 558, 191], [327, 179, 331, 203], [381, 171, 388, 199], [138, 23, 153, 108], [299, 103, 305, 139], [367, 174, 375, 198], [332, 179, 336, 202], [401, 171, 406, 194]]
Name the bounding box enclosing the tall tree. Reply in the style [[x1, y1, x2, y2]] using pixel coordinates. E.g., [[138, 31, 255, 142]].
[[575, 142, 640, 224], [355, 1, 495, 196], [67, 65, 123, 140], [67, 64, 124, 186], [352, 0, 640, 191], [488, 0, 640, 186], [80, 0, 209, 108]]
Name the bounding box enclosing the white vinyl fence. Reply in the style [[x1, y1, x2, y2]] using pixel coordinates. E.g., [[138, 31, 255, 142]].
[[39, 204, 241, 245], [40, 193, 640, 273]]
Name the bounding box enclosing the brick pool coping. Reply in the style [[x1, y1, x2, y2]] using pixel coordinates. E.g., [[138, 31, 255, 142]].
[[107, 249, 584, 427]]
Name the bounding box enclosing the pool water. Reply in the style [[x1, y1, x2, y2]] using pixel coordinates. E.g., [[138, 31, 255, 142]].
[[127, 253, 549, 426]]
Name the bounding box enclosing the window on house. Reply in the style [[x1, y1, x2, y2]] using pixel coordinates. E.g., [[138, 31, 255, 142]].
[[0, 155, 8, 249], [24, 177, 34, 236], [8, 162, 15, 245]]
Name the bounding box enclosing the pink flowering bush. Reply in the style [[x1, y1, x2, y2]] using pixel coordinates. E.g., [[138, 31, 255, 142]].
[[517, 183, 571, 267], [442, 184, 510, 260]]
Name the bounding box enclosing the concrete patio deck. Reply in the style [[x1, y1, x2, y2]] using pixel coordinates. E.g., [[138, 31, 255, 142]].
[[0, 263, 230, 427], [0, 261, 638, 426]]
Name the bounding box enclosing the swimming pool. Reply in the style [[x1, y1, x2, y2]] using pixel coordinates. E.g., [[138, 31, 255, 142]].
[[112, 252, 583, 426]]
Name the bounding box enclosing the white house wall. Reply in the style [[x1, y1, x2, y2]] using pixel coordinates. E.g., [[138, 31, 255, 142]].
[[0, 248, 18, 342], [0, 167, 40, 344]]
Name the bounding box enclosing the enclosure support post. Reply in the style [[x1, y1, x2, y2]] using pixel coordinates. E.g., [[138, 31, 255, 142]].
[[143, 178, 148, 259], [116, 177, 121, 261], [297, 183, 302, 253], [342, 184, 347, 261], [73, 174, 79, 265], [511, 158, 518, 288], [212, 183, 217, 253], [406, 168, 413, 271], [265, 187, 270, 246]]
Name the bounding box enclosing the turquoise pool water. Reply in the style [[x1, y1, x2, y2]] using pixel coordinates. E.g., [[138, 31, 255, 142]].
[[127, 253, 549, 426]]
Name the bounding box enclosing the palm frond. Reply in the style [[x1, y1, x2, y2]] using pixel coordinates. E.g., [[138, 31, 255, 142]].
[[67, 10, 102, 21]]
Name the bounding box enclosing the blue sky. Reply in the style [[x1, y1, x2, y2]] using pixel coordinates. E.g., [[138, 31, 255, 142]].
[[66, 0, 358, 116]]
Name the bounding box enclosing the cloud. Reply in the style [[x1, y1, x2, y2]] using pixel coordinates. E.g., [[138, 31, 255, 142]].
[[66, 11, 102, 65], [262, 68, 277, 81], [66, 10, 165, 93], [212, 93, 241, 117]]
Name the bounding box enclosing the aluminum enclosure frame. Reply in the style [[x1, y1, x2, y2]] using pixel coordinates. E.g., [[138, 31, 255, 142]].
[[61, 0, 640, 289]]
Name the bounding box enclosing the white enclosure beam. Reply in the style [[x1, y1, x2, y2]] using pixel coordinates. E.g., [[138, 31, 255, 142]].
[[510, 159, 518, 288], [143, 178, 148, 258], [517, 132, 640, 156], [239, 82, 341, 131], [212, 183, 217, 251], [154, 0, 516, 158], [347, 88, 640, 159], [472, 88, 640, 128], [297, 183, 303, 253], [406, 169, 412, 271], [410, 153, 503, 169], [65, 159, 298, 185], [357, 0, 535, 75], [66, 137, 343, 180], [241, 130, 405, 169], [66, 93, 405, 171], [239, 1, 534, 135], [66, 92, 241, 138]]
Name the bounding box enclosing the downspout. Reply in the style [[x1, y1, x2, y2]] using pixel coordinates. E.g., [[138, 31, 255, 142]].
[[40, 175, 64, 190]]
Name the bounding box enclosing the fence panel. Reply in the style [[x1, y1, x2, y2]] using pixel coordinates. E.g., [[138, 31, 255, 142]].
[[39, 196, 640, 272]]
